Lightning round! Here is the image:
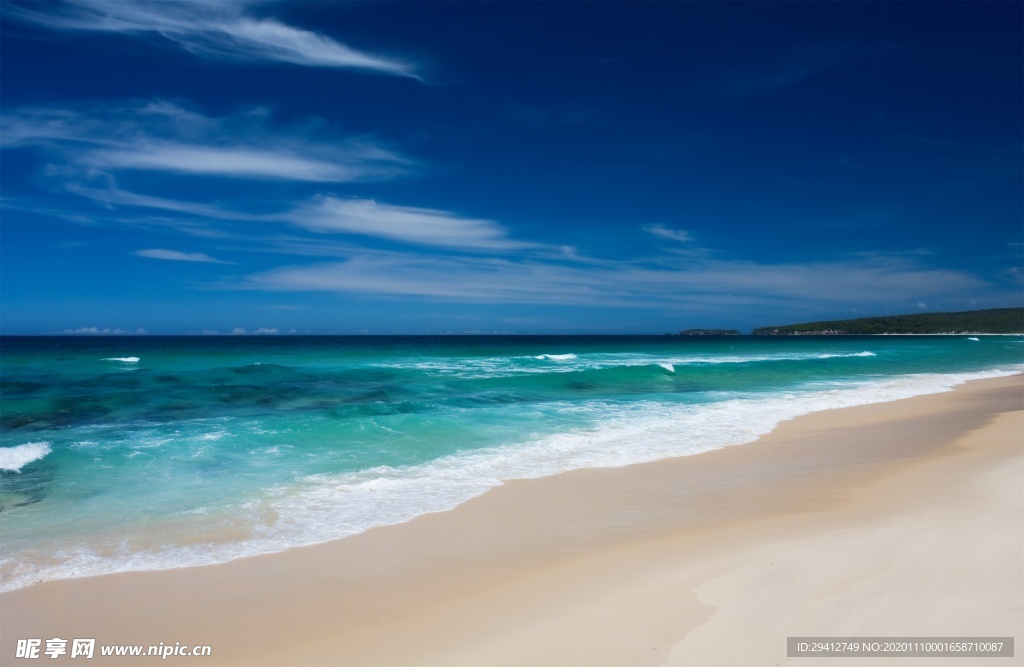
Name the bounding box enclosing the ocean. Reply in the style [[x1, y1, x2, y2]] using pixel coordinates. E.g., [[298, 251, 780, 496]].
[[1, 334, 1021, 591]]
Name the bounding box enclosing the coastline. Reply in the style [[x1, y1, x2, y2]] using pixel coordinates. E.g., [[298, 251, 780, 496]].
[[1, 374, 1020, 665]]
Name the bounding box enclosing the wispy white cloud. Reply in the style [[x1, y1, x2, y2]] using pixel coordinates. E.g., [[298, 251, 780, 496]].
[[48, 182, 538, 252], [94, 146, 343, 180], [3, 100, 541, 253], [134, 248, 232, 264], [2, 96, 1001, 316], [246, 254, 615, 304], [1, 102, 411, 182], [63, 327, 147, 335], [284, 196, 536, 250], [4, 0, 417, 77], [643, 224, 692, 243], [229, 327, 279, 335], [1001, 266, 1024, 284], [241, 250, 987, 310], [66, 183, 260, 222]]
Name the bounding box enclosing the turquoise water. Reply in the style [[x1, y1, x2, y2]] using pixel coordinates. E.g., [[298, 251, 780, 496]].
[[2, 335, 1021, 590]]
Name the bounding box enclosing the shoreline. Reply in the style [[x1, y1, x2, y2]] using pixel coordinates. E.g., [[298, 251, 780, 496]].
[[3, 367, 1018, 594], [1, 374, 1021, 665]]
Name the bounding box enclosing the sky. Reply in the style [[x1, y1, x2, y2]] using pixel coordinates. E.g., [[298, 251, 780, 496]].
[[1, 1, 1021, 335]]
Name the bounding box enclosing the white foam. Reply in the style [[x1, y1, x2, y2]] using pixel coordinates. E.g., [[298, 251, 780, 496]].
[[0, 442, 52, 472], [102, 357, 139, 363], [657, 363, 676, 372], [4, 366, 1020, 592], [967, 338, 980, 342], [384, 350, 879, 380]]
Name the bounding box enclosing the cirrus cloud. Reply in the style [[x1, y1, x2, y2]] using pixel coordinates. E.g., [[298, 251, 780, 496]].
[[134, 248, 232, 264], [3, 0, 418, 77], [283, 196, 537, 251], [1, 101, 412, 183], [643, 224, 692, 243], [241, 249, 988, 311], [62, 327, 147, 335]]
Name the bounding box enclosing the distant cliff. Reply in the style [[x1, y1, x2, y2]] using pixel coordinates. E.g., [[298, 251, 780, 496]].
[[678, 329, 741, 336], [752, 308, 1024, 335]]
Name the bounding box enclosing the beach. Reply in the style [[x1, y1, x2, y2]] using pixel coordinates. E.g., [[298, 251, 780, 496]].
[[1, 372, 1020, 666], [2, 0, 1021, 662]]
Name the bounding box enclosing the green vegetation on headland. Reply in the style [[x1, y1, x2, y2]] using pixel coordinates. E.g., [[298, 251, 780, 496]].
[[678, 329, 741, 336], [751, 308, 1024, 335]]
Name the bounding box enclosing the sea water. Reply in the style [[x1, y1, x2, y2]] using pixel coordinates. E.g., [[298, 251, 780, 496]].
[[1, 335, 1021, 590]]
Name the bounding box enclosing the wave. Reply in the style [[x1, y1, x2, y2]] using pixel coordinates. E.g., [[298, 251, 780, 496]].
[[102, 357, 140, 363], [0, 442, 52, 473], [3, 366, 1020, 591], [672, 351, 877, 364], [386, 350, 880, 379]]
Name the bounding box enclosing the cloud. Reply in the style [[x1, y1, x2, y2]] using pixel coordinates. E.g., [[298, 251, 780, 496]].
[[229, 327, 279, 335], [246, 254, 615, 304], [241, 250, 987, 310], [1, 102, 411, 182], [134, 248, 232, 264], [643, 224, 692, 243], [87, 144, 398, 181], [4, 0, 417, 77], [48, 182, 538, 252], [1000, 266, 1023, 284], [284, 196, 536, 251], [65, 183, 260, 222], [63, 327, 147, 334]]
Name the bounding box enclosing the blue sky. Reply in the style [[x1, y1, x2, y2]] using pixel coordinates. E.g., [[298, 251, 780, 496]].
[[1, 1, 1021, 334]]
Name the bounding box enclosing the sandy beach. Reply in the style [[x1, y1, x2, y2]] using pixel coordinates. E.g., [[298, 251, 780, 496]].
[[2, 374, 1020, 666]]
